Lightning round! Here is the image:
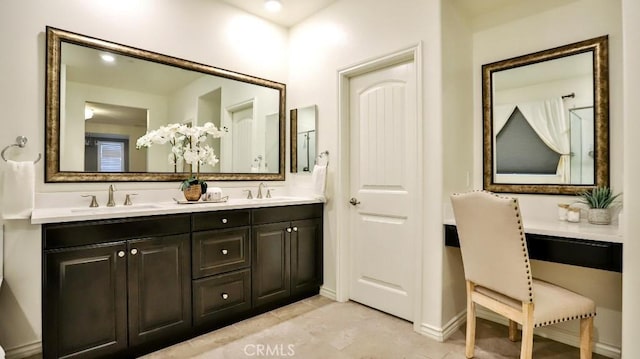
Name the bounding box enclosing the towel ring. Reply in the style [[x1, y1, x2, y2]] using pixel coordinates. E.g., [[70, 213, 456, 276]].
[[1, 136, 42, 163], [317, 150, 329, 166]]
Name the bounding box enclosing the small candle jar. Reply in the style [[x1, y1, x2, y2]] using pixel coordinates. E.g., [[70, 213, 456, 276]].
[[557, 203, 569, 221], [567, 207, 581, 223]]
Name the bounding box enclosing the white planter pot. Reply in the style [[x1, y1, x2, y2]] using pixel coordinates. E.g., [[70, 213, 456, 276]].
[[588, 208, 611, 225]]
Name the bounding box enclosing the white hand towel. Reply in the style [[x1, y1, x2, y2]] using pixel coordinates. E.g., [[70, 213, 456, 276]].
[[311, 164, 327, 199], [2, 160, 35, 219]]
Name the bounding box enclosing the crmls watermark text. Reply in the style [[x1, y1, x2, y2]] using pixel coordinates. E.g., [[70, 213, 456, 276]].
[[243, 344, 295, 357]]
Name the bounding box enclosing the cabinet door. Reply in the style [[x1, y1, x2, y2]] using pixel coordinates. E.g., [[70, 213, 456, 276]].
[[128, 234, 191, 347], [44, 242, 127, 359], [291, 218, 323, 295], [252, 222, 290, 307]]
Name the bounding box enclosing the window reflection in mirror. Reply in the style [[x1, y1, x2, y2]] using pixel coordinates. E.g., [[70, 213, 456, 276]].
[[290, 105, 317, 173], [82, 102, 147, 173]]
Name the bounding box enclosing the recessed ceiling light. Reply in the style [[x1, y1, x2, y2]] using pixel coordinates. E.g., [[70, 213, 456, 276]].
[[264, 0, 282, 12], [100, 53, 115, 63]]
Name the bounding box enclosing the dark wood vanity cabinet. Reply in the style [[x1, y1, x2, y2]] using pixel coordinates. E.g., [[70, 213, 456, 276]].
[[42, 204, 323, 358], [252, 204, 323, 308], [43, 215, 192, 359]]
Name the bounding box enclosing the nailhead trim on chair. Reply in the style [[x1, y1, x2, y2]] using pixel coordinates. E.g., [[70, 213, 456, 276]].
[[534, 312, 597, 328], [510, 198, 535, 303]]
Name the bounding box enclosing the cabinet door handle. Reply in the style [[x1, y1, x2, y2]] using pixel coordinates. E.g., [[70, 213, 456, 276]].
[[286, 227, 292, 233], [130, 248, 138, 255], [293, 227, 298, 232], [221, 293, 229, 300], [221, 218, 228, 224], [221, 249, 228, 255], [117, 251, 125, 258]]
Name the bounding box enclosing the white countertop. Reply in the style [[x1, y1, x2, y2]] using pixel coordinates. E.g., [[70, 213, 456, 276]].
[[31, 196, 324, 224], [443, 216, 622, 244]]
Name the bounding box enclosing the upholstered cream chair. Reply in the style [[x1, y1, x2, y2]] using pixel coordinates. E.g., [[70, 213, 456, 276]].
[[450, 191, 596, 359]]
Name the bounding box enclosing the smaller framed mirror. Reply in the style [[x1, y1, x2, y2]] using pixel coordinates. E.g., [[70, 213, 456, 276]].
[[290, 105, 317, 173], [483, 36, 609, 195]]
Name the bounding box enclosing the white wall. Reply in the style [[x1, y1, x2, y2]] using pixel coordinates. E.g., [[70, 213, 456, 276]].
[[441, 0, 474, 327], [0, 0, 288, 355], [469, 0, 623, 354], [472, 0, 623, 202], [288, 0, 445, 335], [621, 0, 640, 357], [0, 0, 634, 356]]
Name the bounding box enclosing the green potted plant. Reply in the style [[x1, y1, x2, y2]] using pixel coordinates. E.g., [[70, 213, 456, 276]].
[[579, 186, 621, 225]]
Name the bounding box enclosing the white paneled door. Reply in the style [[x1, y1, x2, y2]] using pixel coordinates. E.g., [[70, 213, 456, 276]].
[[231, 107, 253, 173], [349, 59, 417, 321]]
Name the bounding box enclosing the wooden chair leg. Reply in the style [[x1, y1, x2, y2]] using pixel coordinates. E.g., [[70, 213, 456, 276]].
[[508, 320, 518, 342], [466, 281, 476, 359], [580, 317, 594, 359], [520, 303, 534, 359]]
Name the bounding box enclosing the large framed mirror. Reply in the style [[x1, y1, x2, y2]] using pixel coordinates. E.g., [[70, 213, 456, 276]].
[[290, 105, 317, 173], [482, 36, 609, 195], [45, 27, 286, 182]]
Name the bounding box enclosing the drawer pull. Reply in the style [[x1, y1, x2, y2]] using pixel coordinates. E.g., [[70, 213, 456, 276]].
[[130, 248, 138, 255], [221, 218, 228, 224], [117, 251, 125, 258], [221, 293, 229, 300], [286, 227, 292, 233], [293, 227, 298, 232], [221, 249, 228, 255]]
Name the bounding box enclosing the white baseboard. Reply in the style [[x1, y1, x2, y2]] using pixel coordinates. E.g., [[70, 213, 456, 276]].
[[319, 286, 337, 301], [5, 341, 41, 359], [417, 311, 466, 342], [476, 308, 621, 359]]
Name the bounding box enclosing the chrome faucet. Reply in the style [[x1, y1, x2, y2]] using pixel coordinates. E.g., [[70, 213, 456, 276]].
[[257, 182, 266, 199], [107, 184, 116, 207]]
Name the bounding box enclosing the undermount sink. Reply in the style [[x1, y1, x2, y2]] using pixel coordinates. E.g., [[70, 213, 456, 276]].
[[70, 204, 161, 213]]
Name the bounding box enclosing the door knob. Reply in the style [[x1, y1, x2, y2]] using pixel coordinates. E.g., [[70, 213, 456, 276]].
[[349, 197, 361, 206], [117, 251, 125, 258], [130, 248, 138, 255]]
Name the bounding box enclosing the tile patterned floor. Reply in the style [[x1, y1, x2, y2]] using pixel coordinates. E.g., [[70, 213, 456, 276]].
[[140, 295, 609, 359]]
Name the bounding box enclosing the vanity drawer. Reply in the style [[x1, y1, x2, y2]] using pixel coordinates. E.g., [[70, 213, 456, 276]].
[[252, 204, 323, 225], [192, 227, 251, 278], [192, 210, 251, 231], [193, 269, 251, 326]]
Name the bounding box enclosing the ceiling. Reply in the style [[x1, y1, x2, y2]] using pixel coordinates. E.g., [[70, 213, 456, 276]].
[[219, 0, 338, 28], [219, 0, 578, 29]]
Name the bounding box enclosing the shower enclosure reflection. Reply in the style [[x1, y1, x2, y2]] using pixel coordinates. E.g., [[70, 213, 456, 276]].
[[569, 107, 594, 184], [290, 105, 317, 173]]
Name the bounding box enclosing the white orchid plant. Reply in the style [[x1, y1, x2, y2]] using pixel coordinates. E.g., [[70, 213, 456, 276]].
[[136, 122, 224, 191]]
